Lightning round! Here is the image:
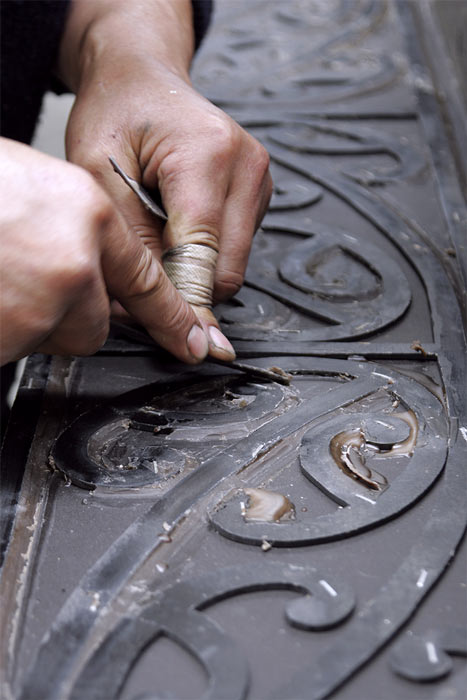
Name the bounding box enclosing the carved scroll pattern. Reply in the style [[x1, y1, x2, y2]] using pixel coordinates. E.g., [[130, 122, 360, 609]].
[[216, 118, 429, 346], [20, 358, 461, 700], [193, 0, 403, 109], [4, 2, 466, 700]]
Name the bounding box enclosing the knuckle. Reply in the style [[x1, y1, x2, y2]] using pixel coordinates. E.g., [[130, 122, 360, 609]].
[[250, 141, 271, 178], [80, 177, 113, 223], [266, 170, 274, 199], [125, 248, 164, 299], [190, 228, 219, 250], [64, 165, 113, 233], [50, 255, 97, 297], [47, 304, 110, 357], [44, 184, 112, 298], [206, 118, 239, 159], [71, 323, 109, 356], [41, 235, 99, 301], [161, 295, 192, 333], [157, 152, 191, 194], [176, 218, 221, 245], [214, 268, 244, 301], [23, 309, 57, 343], [72, 147, 105, 183]]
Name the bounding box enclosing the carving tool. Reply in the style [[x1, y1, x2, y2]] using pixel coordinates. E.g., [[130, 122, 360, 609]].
[[109, 156, 168, 221], [109, 159, 291, 386], [208, 357, 291, 385], [110, 321, 290, 385]]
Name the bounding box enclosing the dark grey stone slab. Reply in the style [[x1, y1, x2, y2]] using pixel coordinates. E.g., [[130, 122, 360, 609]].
[[1, 2, 466, 699]]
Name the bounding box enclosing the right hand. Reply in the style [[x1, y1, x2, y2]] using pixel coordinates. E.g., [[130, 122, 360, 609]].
[[58, 0, 272, 359], [0, 137, 209, 366]]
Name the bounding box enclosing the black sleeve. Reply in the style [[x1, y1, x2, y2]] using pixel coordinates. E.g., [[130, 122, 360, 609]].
[[192, 0, 213, 50], [1, 0, 72, 144], [1, 0, 213, 145]]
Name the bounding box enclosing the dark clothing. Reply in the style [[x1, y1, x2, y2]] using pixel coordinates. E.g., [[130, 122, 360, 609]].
[[0, 0, 213, 143], [0, 362, 16, 441], [1, 1, 72, 143]]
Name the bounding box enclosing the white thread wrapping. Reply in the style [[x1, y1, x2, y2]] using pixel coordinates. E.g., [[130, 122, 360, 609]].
[[162, 243, 218, 307]]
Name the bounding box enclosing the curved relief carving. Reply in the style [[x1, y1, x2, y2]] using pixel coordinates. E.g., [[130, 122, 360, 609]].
[[67, 564, 355, 700], [268, 120, 425, 185], [18, 358, 396, 700], [269, 160, 323, 210], [3, 2, 467, 700], [389, 627, 467, 682], [257, 53, 400, 106], [193, 0, 401, 107], [14, 359, 465, 700], [209, 369, 448, 546], [217, 222, 411, 342], [51, 375, 286, 490], [204, 119, 426, 348], [209, 116, 454, 356]]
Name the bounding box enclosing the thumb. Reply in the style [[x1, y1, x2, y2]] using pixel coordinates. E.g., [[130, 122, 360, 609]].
[[102, 212, 209, 364]]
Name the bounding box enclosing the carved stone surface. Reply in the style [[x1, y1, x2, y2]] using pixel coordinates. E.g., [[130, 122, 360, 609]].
[[1, 2, 466, 699]]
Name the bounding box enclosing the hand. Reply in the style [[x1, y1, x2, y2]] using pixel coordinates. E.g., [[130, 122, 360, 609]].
[[59, 0, 273, 359], [0, 138, 209, 365]]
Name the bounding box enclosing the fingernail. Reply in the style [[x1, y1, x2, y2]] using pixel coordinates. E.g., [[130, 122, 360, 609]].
[[208, 326, 236, 359], [187, 324, 209, 361]]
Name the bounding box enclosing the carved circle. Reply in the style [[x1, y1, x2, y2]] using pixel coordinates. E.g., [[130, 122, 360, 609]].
[[51, 375, 285, 490]]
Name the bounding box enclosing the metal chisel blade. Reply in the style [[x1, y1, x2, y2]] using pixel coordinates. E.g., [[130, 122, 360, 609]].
[[109, 156, 168, 221]]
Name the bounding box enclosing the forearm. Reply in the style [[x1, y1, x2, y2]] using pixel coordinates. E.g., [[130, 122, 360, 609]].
[[57, 0, 195, 92]]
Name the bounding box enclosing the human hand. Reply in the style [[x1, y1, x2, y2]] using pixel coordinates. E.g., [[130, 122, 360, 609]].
[[59, 0, 273, 360], [0, 138, 209, 365]]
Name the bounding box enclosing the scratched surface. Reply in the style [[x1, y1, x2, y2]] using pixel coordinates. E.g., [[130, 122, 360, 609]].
[[1, 2, 466, 699]]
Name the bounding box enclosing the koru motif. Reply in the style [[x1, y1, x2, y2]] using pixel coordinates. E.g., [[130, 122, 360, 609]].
[[62, 564, 355, 700], [389, 626, 467, 683], [1, 1, 466, 699]]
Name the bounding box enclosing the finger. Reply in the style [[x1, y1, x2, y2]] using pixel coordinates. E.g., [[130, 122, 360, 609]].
[[101, 210, 209, 364], [69, 139, 166, 261], [193, 305, 236, 360], [214, 146, 273, 303], [152, 138, 237, 360], [68, 141, 211, 362]]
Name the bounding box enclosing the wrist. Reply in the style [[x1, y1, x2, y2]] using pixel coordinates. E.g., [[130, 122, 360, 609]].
[[58, 0, 195, 92]]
